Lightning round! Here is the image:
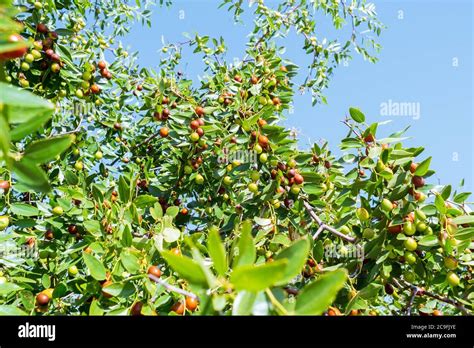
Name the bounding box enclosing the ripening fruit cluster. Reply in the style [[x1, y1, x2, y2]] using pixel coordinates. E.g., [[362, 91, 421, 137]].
[[11, 23, 65, 88], [75, 60, 110, 101]]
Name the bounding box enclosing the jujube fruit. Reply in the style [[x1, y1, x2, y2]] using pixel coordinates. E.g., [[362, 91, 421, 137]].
[[412, 176, 425, 188], [36, 293, 50, 306], [147, 266, 162, 278], [159, 127, 169, 138], [185, 296, 198, 311], [171, 301, 185, 315]]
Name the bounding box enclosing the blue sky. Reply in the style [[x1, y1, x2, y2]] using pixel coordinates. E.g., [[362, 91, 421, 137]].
[[122, 0, 473, 193]]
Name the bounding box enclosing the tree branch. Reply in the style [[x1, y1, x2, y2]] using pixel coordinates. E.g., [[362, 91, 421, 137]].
[[303, 200, 357, 243], [148, 274, 198, 300], [393, 277, 471, 316]]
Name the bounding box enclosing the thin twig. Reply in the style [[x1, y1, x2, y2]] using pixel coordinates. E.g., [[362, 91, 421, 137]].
[[136, 132, 159, 149], [303, 200, 357, 243], [394, 277, 471, 316], [341, 119, 362, 139], [148, 274, 198, 300], [312, 225, 325, 240], [406, 287, 418, 316]]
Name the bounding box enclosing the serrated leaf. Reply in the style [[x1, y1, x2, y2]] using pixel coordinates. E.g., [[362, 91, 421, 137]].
[[118, 176, 130, 203], [162, 226, 181, 243], [102, 282, 135, 298], [83, 220, 102, 237], [418, 235, 438, 247], [451, 215, 474, 225], [166, 205, 179, 218], [12, 159, 50, 192], [274, 238, 310, 286], [0, 82, 54, 124], [207, 227, 227, 276], [161, 250, 208, 286], [82, 252, 106, 281], [414, 157, 431, 176], [230, 260, 288, 292], [150, 203, 163, 220], [23, 135, 73, 163], [232, 220, 256, 268], [120, 251, 140, 274], [349, 107, 365, 123], [295, 269, 347, 315], [435, 194, 447, 214], [0, 282, 23, 295], [232, 291, 257, 315], [9, 203, 39, 217], [134, 195, 158, 208], [0, 305, 27, 315]]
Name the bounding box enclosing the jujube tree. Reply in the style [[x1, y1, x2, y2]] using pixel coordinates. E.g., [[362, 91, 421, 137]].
[[0, 0, 472, 316]]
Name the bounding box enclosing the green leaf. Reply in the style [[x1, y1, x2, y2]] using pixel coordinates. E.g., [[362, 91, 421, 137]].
[[82, 252, 107, 281], [453, 192, 471, 203], [358, 283, 383, 299], [162, 226, 181, 243], [102, 282, 135, 298], [166, 205, 179, 218], [230, 260, 288, 292], [0, 305, 27, 315], [232, 291, 257, 315], [121, 224, 133, 247], [161, 250, 208, 286], [41, 274, 50, 289], [295, 269, 347, 315], [83, 220, 102, 237], [118, 176, 130, 202], [434, 194, 447, 214], [12, 159, 51, 192], [0, 282, 23, 295], [451, 215, 474, 225], [349, 107, 365, 123], [232, 220, 256, 268], [274, 238, 310, 286], [441, 185, 452, 201], [9, 203, 39, 217], [254, 217, 272, 226], [64, 170, 79, 185], [418, 235, 438, 247], [120, 251, 140, 274], [134, 195, 158, 208], [0, 116, 10, 162], [454, 227, 474, 241], [150, 203, 163, 220], [89, 299, 104, 316], [0, 82, 54, 123], [23, 135, 73, 164], [10, 111, 51, 141], [207, 227, 227, 276], [414, 157, 431, 176]]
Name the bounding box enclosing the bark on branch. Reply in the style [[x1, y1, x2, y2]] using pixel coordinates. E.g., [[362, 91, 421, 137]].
[[303, 200, 357, 243], [393, 277, 471, 316]]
